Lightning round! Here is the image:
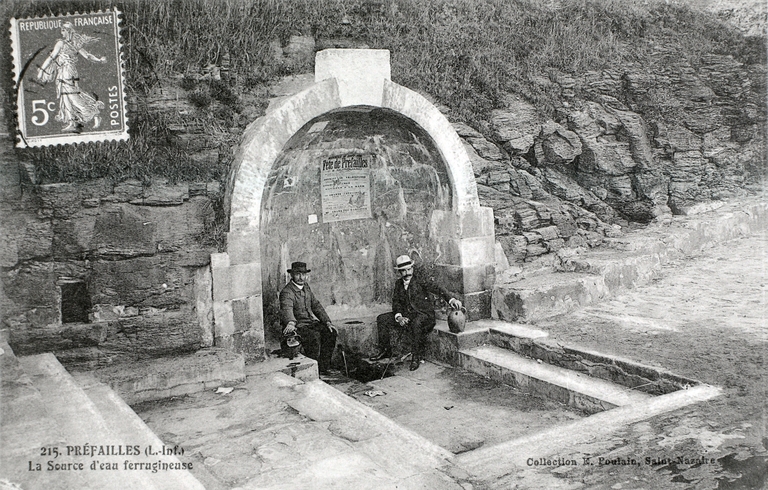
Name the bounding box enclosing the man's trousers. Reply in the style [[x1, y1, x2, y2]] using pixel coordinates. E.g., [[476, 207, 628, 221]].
[[376, 311, 435, 360], [295, 320, 337, 373]]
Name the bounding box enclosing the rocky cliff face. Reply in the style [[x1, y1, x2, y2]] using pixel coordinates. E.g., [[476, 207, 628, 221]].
[[455, 51, 765, 264]]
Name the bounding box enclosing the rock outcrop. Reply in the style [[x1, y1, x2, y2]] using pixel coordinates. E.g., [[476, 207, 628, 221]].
[[453, 46, 765, 267]]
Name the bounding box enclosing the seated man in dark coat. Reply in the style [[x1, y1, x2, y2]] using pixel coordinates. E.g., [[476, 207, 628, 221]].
[[279, 261, 337, 374], [372, 254, 462, 371]]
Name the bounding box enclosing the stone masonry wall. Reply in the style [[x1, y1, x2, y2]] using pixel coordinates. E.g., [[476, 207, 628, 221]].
[[0, 107, 220, 368]]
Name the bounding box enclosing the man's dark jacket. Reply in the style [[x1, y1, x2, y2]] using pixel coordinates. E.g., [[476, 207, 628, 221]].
[[279, 281, 332, 327], [392, 271, 453, 321]]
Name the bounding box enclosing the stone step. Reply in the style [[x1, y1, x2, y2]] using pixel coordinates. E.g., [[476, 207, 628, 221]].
[[86, 347, 245, 405], [492, 199, 768, 322], [459, 345, 652, 414], [17, 353, 160, 490], [245, 352, 318, 381], [280, 374, 454, 473], [492, 271, 610, 322], [428, 319, 547, 365], [72, 372, 205, 490], [1, 343, 93, 490]]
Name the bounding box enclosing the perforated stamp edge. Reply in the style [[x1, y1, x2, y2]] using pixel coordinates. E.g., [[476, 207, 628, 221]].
[[10, 8, 129, 148]]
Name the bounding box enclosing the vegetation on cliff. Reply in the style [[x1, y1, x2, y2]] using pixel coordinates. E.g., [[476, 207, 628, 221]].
[[2, 0, 765, 185]]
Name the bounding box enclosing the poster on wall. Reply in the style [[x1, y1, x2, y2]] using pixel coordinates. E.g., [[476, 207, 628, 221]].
[[320, 153, 373, 223]]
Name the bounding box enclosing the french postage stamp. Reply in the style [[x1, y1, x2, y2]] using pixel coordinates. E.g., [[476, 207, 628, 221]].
[[10, 9, 128, 147]]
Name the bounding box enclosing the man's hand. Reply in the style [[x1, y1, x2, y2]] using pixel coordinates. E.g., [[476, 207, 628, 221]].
[[449, 298, 463, 310], [327, 323, 338, 334], [282, 322, 297, 336], [396, 316, 410, 327]]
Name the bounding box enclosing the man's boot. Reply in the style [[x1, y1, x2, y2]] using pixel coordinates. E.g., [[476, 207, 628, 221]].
[[409, 356, 421, 371]]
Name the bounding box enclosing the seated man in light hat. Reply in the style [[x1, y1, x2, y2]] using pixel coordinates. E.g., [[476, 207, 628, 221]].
[[372, 254, 462, 371], [279, 261, 337, 374]]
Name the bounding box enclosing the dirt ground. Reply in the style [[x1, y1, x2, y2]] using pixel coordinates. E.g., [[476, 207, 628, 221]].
[[504, 231, 767, 490]]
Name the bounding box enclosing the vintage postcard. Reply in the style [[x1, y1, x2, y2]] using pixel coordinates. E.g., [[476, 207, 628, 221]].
[[10, 9, 128, 147], [0, 1, 765, 489]]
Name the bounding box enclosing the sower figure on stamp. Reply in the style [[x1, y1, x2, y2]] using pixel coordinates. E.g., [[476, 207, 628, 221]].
[[279, 261, 338, 374], [372, 254, 463, 371], [36, 22, 106, 132]]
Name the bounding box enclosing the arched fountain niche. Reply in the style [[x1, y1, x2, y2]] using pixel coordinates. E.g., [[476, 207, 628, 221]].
[[212, 49, 495, 360]]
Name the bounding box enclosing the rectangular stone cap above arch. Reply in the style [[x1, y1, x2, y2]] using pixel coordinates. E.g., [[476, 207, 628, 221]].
[[315, 49, 391, 107]]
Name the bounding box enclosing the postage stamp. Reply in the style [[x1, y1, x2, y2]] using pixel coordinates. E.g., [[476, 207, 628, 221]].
[[10, 9, 128, 147]]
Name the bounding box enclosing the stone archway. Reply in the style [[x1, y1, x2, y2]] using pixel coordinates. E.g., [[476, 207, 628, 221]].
[[211, 49, 495, 359]]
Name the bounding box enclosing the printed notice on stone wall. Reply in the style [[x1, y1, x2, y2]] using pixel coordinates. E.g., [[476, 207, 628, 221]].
[[321, 154, 373, 223]]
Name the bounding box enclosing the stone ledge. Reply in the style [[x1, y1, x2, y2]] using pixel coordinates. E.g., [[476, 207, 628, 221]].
[[88, 348, 245, 405], [245, 354, 318, 383]]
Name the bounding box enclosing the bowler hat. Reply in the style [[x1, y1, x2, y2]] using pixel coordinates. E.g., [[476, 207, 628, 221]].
[[288, 261, 311, 273], [395, 255, 414, 271]]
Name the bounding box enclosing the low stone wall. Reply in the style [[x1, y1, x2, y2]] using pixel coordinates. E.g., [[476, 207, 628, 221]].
[[0, 165, 221, 369], [492, 198, 768, 322]]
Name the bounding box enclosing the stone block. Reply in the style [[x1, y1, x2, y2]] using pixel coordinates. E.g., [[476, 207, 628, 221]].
[[546, 238, 566, 252], [231, 298, 250, 335], [213, 300, 234, 337], [214, 333, 234, 351], [433, 264, 464, 294], [435, 238, 462, 266], [336, 316, 378, 356], [194, 266, 214, 348], [2, 262, 56, 316], [434, 264, 496, 295], [460, 236, 495, 268], [210, 252, 230, 269], [537, 225, 560, 241], [38, 183, 82, 218], [457, 206, 495, 239], [211, 263, 231, 302], [90, 257, 192, 308], [229, 262, 262, 299], [491, 98, 541, 154], [52, 214, 95, 259], [231, 294, 263, 335], [99, 348, 245, 405], [429, 209, 459, 239], [427, 322, 489, 365], [498, 235, 528, 262], [91, 204, 156, 258], [227, 231, 261, 265], [315, 49, 390, 107], [464, 264, 496, 293], [463, 290, 492, 320], [130, 182, 189, 206], [0, 163, 21, 201], [526, 243, 548, 257], [232, 329, 265, 361]]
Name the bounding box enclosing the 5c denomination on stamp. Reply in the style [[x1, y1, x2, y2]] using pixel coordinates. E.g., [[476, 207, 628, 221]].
[[10, 9, 128, 147]]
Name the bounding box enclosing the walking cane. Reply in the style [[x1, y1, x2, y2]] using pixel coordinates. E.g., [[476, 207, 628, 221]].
[[380, 321, 408, 380]]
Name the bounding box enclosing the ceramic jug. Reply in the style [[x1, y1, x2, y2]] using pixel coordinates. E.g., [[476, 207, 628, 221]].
[[447, 306, 467, 333]]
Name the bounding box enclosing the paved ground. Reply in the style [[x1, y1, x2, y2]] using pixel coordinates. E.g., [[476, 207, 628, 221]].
[[135, 370, 463, 490], [329, 361, 584, 454], [502, 231, 768, 490]]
